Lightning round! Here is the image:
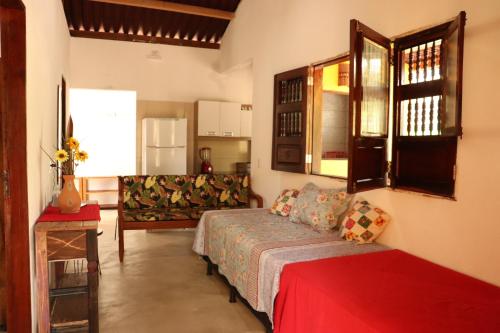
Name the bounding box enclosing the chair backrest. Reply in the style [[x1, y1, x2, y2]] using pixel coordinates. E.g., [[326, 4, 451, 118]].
[[118, 174, 250, 210]]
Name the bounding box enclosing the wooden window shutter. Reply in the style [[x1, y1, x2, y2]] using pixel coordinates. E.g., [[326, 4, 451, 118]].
[[442, 11, 466, 137], [391, 12, 466, 197], [272, 66, 312, 173], [347, 20, 391, 193]]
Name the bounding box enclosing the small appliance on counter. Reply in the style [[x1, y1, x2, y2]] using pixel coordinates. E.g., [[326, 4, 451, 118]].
[[199, 147, 213, 174], [236, 162, 251, 174]]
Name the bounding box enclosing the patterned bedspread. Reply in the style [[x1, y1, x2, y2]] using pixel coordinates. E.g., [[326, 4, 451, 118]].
[[192, 209, 388, 323]]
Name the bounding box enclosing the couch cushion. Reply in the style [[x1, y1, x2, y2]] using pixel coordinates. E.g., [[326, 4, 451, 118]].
[[123, 207, 223, 222], [122, 174, 250, 210]]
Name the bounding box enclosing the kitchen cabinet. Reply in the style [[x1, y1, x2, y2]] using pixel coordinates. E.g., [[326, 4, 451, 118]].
[[219, 102, 241, 137], [197, 101, 252, 138], [240, 108, 252, 137], [197, 101, 220, 136]]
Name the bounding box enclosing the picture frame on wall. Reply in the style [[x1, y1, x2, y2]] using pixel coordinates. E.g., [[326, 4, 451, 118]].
[[56, 77, 67, 185]]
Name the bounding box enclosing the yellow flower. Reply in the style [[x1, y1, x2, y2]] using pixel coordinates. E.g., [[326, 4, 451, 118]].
[[220, 190, 229, 202], [242, 176, 249, 188], [75, 150, 88, 162], [66, 137, 79, 150], [145, 176, 156, 189], [54, 149, 69, 162], [171, 190, 182, 203], [195, 175, 206, 188]]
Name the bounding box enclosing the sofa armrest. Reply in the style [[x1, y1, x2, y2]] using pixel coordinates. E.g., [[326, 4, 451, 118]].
[[117, 176, 124, 220], [249, 189, 264, 208]]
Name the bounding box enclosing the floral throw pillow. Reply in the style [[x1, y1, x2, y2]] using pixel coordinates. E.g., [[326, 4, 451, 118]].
[[289, 183, 352, 232], [340, 200, 390, 244], [270, 189, 300, 217]]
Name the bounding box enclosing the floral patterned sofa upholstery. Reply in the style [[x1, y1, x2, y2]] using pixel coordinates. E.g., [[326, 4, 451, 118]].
[[117, 174, 263, 262]]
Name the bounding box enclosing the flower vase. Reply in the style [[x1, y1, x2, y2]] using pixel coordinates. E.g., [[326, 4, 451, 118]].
[[58, 175, 81, 213]]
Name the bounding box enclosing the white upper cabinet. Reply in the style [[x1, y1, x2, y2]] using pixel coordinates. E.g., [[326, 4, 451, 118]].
[[197, 101, 252, 138], [240, 108, 252, 137], [219, 102, 241, 137], [197, 101, 220, 136]]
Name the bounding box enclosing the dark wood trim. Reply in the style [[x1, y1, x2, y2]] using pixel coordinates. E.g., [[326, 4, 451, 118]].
[[348, 19, 390, 194], [347, 20, 357, 193], [86, 229, 99, 332], [70, 29, 220, 50], [0, 0, 24, 9], [88, 0, 235, 21], [398, 79, 443, 100], [271, 66, 311, 173], [0, 2, 32, 331], [393, 21, 451, 49], [447, 11, 466, 138], [354, 20, 391, 48], [391, 12, 465, 196]]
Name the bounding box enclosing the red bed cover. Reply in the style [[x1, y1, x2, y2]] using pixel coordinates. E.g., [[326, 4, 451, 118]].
[[274, 249, 500, 333]]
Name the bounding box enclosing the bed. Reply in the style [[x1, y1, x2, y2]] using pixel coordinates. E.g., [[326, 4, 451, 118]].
[[274, 249, 500, 333], [192, 208, 387, 324]]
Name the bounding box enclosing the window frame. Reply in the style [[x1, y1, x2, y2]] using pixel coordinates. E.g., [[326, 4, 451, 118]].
[[347, 19, 392, 194], [390, 11, 466, 198], [310, 54, 350, 180]]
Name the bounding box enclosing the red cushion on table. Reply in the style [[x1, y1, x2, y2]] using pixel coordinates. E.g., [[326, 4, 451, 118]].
[[274, 249, 500, 333], [37, 204, 101, 222]]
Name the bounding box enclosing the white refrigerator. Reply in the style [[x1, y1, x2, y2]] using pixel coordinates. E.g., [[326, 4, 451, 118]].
[[142, 118, 187, 175]]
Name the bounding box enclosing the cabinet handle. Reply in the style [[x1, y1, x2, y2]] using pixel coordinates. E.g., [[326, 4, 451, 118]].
[[223, 131, 234, 137], [207, 131, 216, 136]]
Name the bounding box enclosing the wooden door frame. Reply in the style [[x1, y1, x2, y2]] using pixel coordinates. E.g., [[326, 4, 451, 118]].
[[0, 1, 32, 332]]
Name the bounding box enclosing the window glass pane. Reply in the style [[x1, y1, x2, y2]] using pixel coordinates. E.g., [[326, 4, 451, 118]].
[[312, 61, 349, 178], [444, 29, 458, 134], [360, 38, 388, 136]]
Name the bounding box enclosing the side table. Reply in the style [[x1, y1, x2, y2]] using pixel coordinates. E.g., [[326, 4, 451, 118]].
[[35, 204, 100, 333]]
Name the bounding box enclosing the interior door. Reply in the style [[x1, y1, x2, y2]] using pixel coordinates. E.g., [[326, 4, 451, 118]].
[[0, 2, 32, 330], [347, 20, 391, 193]]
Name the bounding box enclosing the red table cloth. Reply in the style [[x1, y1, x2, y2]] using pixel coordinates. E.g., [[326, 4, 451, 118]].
[[37, 204, 101, 223], [274, 249, 500, 333]]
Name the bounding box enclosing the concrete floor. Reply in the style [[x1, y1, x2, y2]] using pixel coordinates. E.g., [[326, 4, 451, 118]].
[[98, 210, 265, 333]]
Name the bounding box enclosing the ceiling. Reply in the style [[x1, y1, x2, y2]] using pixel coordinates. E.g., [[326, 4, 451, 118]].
[[62, 0, 241, 49]]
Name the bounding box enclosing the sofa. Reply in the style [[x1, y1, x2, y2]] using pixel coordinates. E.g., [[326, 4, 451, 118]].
[[117, 174, 263, 262]]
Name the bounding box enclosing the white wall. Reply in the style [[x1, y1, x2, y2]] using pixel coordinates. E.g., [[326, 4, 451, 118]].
[[220, 0, 500, 286], [70, 38, 252, 103], [23, 0, 71, 329]]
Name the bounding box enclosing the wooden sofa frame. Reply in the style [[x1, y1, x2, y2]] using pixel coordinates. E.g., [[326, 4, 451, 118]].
[[117, 176, 263, 262]]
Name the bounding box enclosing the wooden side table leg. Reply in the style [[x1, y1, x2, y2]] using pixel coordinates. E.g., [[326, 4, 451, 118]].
[[87, 229, 99, 332], [35, 230, 50, 333]]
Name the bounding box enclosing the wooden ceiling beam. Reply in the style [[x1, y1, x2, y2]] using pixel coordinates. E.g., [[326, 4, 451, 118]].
[[88, 0, 235, 21], [70, 29, 220, 49]]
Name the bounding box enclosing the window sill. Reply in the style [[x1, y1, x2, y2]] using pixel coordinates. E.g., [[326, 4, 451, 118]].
[[386, 186, 457, 201]]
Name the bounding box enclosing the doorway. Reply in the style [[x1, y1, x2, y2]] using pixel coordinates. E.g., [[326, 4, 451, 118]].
[[0, 1, 31, 332]]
